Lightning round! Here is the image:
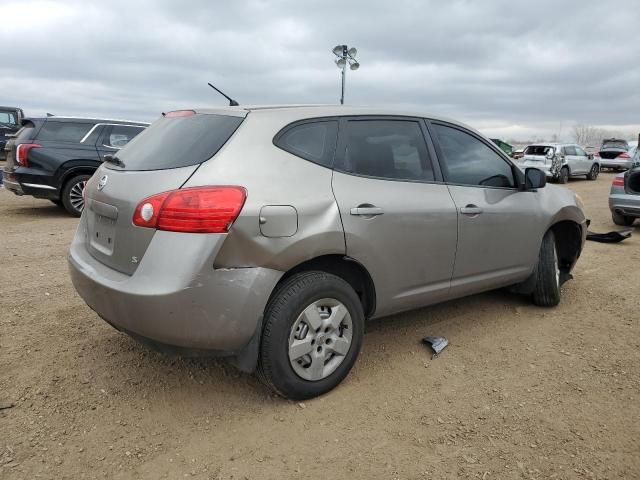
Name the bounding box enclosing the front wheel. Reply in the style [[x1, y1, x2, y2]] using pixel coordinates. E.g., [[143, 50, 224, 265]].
[[587, 164, 599, 180], [258, 271, 364, 400], [61, 174, 91, 217], [532, 231, 561, 307], [558, 167, 569, 184]]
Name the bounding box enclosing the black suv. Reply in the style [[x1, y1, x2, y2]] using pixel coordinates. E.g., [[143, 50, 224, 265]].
[[3, 116, 148, 216]]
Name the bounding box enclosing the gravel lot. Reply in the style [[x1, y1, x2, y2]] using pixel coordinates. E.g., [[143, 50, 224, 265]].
[[1, 172, 639, 479]]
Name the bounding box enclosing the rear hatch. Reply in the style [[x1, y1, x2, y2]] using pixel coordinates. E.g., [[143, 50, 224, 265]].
[[83, 110, 246, 275], [3, 119, 40, 173], [599, 139, 629, 159], [625, 168, 640, 195], [523, 145, 554, 165]]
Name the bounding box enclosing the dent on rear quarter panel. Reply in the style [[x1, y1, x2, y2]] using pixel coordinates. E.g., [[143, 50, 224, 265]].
[[182, 111, 346, 272]]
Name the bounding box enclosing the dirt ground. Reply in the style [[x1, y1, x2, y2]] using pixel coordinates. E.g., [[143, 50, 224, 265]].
[[1, 172, 639, 480]]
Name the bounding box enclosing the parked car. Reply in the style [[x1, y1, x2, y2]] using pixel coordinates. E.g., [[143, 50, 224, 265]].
[[3, 116, 148, 215], [609, 166, 640, 226], [596, 138, 633, 171], [0, 106, 24, 160], [69, 106, 587, 399], [520, 143, 600, 183]]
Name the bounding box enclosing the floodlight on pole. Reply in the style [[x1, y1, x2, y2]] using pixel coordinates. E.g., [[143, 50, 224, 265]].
[[332, 44, 360, 105]]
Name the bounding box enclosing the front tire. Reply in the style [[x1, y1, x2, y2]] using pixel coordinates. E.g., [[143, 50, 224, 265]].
[[532, 231, 561, 307], [612, 211, 635, 226], [558, 166, 569, 184], [258, 271, 364, 400], [61, 174, 91, 217], [587, 164, 599, 180]]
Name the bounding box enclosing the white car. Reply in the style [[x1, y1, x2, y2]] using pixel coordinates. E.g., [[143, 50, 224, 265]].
[[520, 143, 600, 183]]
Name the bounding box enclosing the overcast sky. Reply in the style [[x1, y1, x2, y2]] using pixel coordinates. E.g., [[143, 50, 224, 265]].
[[2, 0, 639, 141]]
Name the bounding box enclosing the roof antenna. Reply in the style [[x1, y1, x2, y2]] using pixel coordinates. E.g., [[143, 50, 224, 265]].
[[207, 83, 239, 106]]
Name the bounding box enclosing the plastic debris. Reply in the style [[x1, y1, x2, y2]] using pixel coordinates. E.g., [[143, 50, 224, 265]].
[[586, 229, 632, 243], [422, 336, 449, 356]]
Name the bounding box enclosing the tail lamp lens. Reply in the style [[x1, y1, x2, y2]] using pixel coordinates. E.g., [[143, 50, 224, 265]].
[[612, 176, 625, 187], [16, 143, 42, 167], [133, 186, 247, 233]]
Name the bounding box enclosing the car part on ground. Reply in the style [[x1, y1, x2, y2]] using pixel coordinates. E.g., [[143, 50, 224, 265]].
[[609, 168, 640, 226], [520, 143, 600, 182], [68, 105, 587, 399], [422, 336, 449, 356], [586, 229, 632, 243], [2, 116, 148, 215]]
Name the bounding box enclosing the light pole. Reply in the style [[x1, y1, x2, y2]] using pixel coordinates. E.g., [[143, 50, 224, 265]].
[[332, 45, 359, 105]]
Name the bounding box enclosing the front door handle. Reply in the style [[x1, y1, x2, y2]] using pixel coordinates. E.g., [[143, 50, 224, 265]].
[[460, 204, 483, 215], [350, 206, 384, 216]]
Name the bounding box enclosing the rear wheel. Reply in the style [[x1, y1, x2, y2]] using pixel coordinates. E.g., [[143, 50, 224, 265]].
[[558, 166, 569, 184], [61, 174, 91, 217], [612, 211, 635, 226], [587, 163, 599, 180], [258, 271, 364, 400], [532, 231, 561, 307]]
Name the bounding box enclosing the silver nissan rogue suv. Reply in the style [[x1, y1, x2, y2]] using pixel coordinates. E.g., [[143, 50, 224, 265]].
[[69, 106, 587, 399]]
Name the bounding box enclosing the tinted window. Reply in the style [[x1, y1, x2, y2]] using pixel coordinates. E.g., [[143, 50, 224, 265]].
[[37, 121, 93, 142], [525, 145, 555, 156], [101, 125, 145, 148], [275, 121, 337, 167], [574, 146, 586, 156], [116, 113, 243, 171], [432, 124, 515, 188], [340, 120, 434, 181], [563, 146, 576, 156]]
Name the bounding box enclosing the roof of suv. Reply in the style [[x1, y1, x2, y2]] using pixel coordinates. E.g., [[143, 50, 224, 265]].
[[29, 116, 149, 126], [194, 104, 473, 131]]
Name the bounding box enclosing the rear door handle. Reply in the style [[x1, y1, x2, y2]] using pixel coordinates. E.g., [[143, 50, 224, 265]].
[[350, 206, 384, 216], [460, 204, 483, 215]]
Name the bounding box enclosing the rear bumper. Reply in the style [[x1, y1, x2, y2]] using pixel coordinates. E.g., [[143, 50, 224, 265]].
[[68, 218, 283, 353], [609, 193, 640, 218], [2, 170, 59, 199], [600, 159, 632, 169]]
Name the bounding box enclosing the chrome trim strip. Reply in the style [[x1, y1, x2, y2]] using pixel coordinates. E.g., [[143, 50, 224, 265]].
[[22, 182, 56, 190]]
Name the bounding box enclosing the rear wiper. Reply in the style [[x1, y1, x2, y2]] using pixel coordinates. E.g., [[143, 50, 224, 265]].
[[103, 154, 125, 168]]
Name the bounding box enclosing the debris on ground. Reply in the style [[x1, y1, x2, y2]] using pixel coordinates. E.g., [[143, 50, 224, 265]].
[[422, 336, 449, 357]]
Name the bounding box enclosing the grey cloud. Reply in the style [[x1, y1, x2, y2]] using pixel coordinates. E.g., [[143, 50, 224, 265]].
[[1, 0, 639, 139]]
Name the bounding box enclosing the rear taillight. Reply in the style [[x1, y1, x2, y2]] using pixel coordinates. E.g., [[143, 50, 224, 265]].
[[612, 176, 625, 187], [618, 152, 631, 159], [133, 186, 247, 233], [16, 143, 42, 167]]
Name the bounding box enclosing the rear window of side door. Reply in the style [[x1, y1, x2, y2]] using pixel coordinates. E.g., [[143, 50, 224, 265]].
[[96, 124, 146, 160]]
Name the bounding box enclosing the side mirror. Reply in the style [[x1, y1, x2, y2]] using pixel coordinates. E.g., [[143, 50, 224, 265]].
[[524, 167, 546, 190], [588, 153, 594, 160]]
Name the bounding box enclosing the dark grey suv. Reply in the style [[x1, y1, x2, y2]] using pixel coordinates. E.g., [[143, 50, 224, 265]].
[[3, 116, 148, 215]]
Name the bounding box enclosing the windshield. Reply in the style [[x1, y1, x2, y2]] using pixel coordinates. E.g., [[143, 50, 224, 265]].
[[115, 113, 244, 171], [0, 110, 18, 127], [602, 140, 628, 150], [525, 145, 554, 156]]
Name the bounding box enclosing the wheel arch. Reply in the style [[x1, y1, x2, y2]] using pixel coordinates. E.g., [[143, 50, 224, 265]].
[[272, 254, 377, 319], [549, 220, 583, 274]]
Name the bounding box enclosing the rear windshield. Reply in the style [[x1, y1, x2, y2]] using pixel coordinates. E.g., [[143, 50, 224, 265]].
[[525, 145, 554, 156], [115, 113, 244, 171], [601, 140, 628, 150]]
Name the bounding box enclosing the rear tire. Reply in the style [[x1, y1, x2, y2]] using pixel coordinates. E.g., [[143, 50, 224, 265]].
[[587, 164, 599, 180], [558, 167, 569, 184], [61, 174, 91, 217], [258, 271, 364, 400], [612, 211, 635, 226], [532, 231, 561, 307]]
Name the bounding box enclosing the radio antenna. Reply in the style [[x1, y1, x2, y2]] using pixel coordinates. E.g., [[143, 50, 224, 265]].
[[207, 83, 239, 106]]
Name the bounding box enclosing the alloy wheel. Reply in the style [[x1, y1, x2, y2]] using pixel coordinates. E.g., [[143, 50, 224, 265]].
[[69, 180, 87, 213]]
